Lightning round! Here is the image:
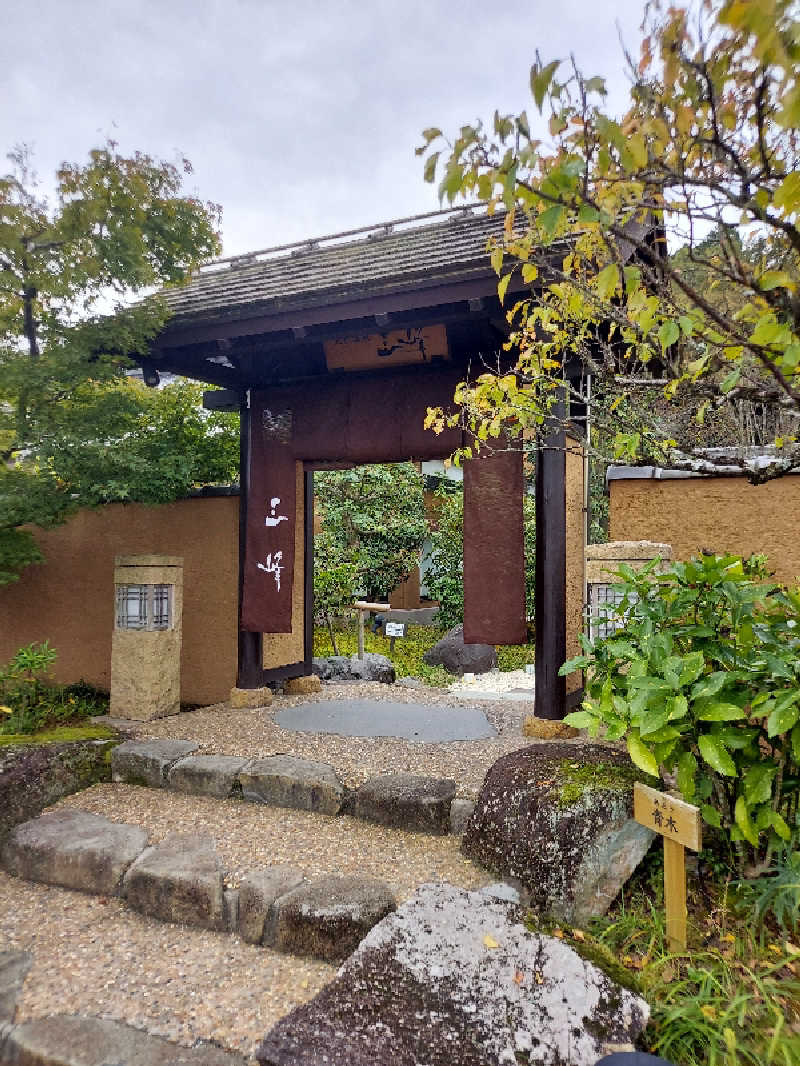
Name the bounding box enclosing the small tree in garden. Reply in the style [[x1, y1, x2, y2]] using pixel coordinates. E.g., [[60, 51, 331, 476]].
[[563, 552, 800, 875], [313, 462, 428, 618], [418, 0, 800, 483]]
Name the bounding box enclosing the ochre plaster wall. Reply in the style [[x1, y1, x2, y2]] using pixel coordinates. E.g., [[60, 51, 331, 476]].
[[263, 463, 305, 669], [0, 497, 239, 706], [565, 438, 586, 694], [609, 475, 800, 586]]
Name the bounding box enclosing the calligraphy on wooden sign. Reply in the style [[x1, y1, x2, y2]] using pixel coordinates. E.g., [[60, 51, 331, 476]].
[[324, 324, 449, 372]]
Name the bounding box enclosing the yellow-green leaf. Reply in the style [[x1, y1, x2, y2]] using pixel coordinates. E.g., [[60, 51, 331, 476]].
[[627, 733, 659, 777]]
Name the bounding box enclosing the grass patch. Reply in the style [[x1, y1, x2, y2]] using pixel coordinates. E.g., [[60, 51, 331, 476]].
[[0, 723, 117, 747], [539, 848, 800, 1065], [313, 619, 535, 685]]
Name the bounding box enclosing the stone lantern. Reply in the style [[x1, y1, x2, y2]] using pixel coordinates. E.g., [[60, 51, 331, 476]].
[[111, 555, 183, 720]]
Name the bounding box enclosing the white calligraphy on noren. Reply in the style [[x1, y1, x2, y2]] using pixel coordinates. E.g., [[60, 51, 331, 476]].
[[257, 551, 284, 591], [265, 497, 288, 527]]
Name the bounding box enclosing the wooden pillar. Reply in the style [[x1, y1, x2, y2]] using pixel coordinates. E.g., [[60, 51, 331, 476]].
[[535, 388, 567, 720], [237, 394, 263, 688], [303, 469, 314, 673]]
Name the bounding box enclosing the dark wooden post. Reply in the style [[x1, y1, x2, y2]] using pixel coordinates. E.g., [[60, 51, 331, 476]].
[[303, 469, 315, 673], [534, 387, 567, 720], [237, 392, 264, 688]]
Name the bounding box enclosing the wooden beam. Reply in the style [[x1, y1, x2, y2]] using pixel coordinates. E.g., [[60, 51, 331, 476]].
[[237, 395, 264, 688], [534, 386, 567, 720]]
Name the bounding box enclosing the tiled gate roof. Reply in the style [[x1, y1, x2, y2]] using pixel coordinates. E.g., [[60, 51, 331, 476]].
[[163, 207, 505, 325]]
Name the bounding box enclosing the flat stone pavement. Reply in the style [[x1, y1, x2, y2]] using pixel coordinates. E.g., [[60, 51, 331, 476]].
[[273, 699, 497, 742]]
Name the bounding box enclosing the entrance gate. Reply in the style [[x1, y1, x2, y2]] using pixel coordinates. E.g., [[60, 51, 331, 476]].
[[144, 207, 586, 720]]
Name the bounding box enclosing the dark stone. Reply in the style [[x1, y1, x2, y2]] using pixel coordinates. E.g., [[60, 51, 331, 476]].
[[422, 625, 497, 676], [238, 866, 305, 944], [122, 833, 226, 931], [0, 950, 32, 1024], [1, 1013, 247, 1065], [269, 875, 396, 960], [353, 773, 456, 834], [238, 756, 344, 814], [1, 809, 148, 897], [255, 883, 650, 1066], [312, 653, 395, 684], [0, 737, 117, 846], [461, 743, 655, 922]]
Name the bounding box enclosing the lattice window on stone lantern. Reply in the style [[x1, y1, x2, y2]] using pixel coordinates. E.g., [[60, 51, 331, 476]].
[[588, 582, 634, 641], [115, 583, 173, 631]]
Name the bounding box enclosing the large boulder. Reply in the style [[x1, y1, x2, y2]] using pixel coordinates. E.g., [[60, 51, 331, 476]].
[[0, 735, 117, 845], [422, 625, 497, 676], [255, 882, 650, 1066], [312, 653, 395, 684], [1, 809, 148, 896], [462, 743, 656, 923]]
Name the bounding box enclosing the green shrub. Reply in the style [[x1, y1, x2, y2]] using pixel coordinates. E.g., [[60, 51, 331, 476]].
[[0, 643, 108, 735], [563, 553, 800, 875]]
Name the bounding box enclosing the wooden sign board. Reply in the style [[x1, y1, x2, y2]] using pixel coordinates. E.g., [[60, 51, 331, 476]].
[[634, 782, 702, 952], [324, 325, 449, 372], [633, 783, 702, 851]]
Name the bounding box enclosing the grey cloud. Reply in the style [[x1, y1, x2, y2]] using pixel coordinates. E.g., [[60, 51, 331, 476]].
[[1, 0, 646, 255]]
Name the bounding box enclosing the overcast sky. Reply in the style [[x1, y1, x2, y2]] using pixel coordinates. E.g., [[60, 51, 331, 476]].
[[2, 0, 646, 258]]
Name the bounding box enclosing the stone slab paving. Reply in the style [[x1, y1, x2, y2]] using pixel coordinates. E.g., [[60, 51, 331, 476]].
[[1, 1014, 248, 1065], [111, 739, 200, 788], [353, 774, 457, 835], [239, 757, 344, 815], [274, 699, 498, 741], [167, 755, 252, 798]]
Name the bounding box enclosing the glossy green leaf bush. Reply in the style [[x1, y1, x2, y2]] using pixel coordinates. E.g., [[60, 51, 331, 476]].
[[563, 553, 800, 874]]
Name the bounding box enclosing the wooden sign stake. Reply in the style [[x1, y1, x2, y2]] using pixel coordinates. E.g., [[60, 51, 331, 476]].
[[634, 782, 702, 951]]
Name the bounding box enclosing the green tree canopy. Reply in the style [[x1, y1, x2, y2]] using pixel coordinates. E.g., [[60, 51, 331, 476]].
[[314, 463, 428, 608], [420, 0, 800, 483], [0, 142, 223, 583]]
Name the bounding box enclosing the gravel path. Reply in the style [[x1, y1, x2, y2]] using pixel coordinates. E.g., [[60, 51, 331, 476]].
[[2, 780, 493, 1060], [108, 680, 534, 797], [0, 871, 333, 1060], [52, 784, 492, 897]]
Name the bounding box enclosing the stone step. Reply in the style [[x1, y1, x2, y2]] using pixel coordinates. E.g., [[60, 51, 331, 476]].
[[0, 808, 397, 964], [0, 1013, 247, 1066], [111, 740, 473, 836]]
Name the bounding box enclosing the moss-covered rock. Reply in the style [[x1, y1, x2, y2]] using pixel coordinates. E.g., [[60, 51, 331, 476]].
[[462, 743, 656, 924], [0, 728, 120, 845]]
